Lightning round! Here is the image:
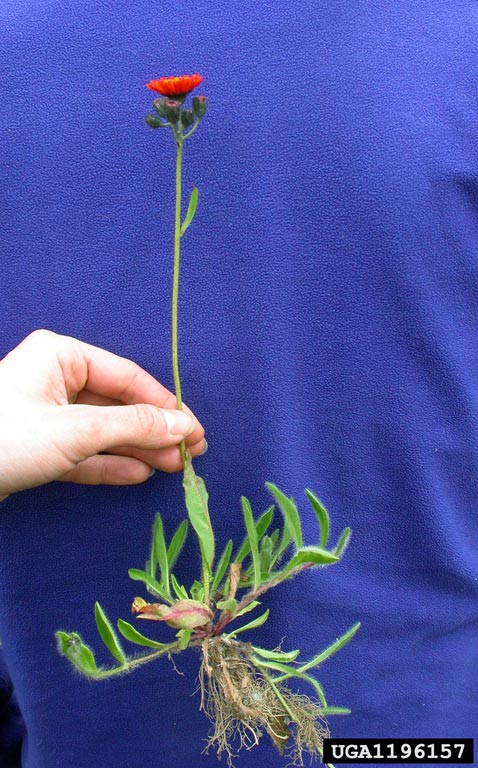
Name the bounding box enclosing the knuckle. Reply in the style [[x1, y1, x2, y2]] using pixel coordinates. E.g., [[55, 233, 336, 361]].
[[26, 328, 58, 346], [132, 403, 157, 437], [163, 392, 177, 409]]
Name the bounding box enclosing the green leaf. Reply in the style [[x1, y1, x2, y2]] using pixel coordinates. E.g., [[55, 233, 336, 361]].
[[235, 505, 274, 563], [270, 519, 293, 568], [190, 580, 205, 602], [211, 539, 233, 593], [269, 528, 280, 550], [216, 597, 237, 612], [334, 527, 352, 557], [170, 573, 189, 600], [228, 608, 270, 638], [153, 514, 170, 599], [252, 646, 300, 662], [296, 622, 361, 673], [117, 620, 169, 649], [167, 519, 189, 571], [256, 505, 275, 540], [180, 185, 199, 237], [260, 535, 274, 574], [56, 631, 98, 676], [94, 603, 126, 665], [286, 546, 340, 572], [255, 659, 328, 706], [177, 628, 192, 650], [305, 489, 330, 548], [147, 515, 158, 578], [242, 496, 261, 590], [266, 483, 303, 549], [182, 456, 215, 575], [128, 569, 173, 604], [235, 600, 261, 618], [321, 706, 351, 715]]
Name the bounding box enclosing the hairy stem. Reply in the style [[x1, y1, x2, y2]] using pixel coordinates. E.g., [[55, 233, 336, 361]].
[[214, 565, 312, 636], [173, 132, 187, 468]]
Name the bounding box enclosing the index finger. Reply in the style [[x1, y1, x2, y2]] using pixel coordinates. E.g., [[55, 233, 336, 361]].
[[77, 339, 179, 408], [0, 330, 188, 412]]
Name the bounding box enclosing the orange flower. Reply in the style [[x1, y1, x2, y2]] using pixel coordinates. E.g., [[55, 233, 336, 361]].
[[146, 73, 204, 97]]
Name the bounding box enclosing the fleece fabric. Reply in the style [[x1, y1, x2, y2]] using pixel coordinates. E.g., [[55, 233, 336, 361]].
[[0, 2, 477, 767]]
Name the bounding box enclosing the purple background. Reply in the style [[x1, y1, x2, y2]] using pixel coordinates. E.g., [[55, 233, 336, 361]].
[[0, 1, 477, 766]]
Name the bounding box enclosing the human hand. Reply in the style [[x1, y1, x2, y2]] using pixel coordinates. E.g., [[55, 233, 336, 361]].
[[0, 330, 206, 502]]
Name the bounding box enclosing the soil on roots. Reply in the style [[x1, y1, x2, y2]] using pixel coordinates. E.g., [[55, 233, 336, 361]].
[[199, 636, 329, 767]]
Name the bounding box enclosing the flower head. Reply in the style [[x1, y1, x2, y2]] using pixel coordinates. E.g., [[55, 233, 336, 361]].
[[132, 597, 213, 629], [146, 73, 204, 97]]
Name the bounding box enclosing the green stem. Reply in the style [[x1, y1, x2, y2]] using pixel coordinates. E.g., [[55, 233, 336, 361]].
[[173, 132, 187, 467], [88, 637, 205, 680], [172, 126, 209, 602], [183, 118, 201, 141], [90, 642, 180, 679]]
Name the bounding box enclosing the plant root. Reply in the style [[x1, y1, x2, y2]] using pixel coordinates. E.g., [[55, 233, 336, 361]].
[[199, 637, 329, 767]]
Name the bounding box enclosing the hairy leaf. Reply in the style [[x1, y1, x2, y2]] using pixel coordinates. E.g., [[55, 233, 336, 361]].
[[128, 569, 173, 604], [334, 527, 352, 557], [260, 535, 274, 574], [305, 488, 330, 548], [117, 620, 169, 649], [216, 597, 237, 613], [297, 622, 361, 673], [153, 514, 170, 599], [56, 631, 98, 676], [269, 528, 280, 550], [235, 505, 274, 563], [242, 496, 261, 590], [235, 599, 261, 618], [180, 185, 199, 237], [170, 573, 189, 600], [177, 628, 192, 650], [286, 546, 340, 571], [228, 608, 270, 637], [183, 457, 215, 574], [252, 646, 300, 662], [190, 580, 205, 602], [95, 602, 126, 665], [255, 659, 328, 706], [211, 539, 233, 593], [167, 519, 189, 571], [266, 483, 303, 549]]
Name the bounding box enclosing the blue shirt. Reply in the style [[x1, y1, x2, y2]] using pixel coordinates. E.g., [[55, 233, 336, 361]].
[[1, 2, 477, 766]]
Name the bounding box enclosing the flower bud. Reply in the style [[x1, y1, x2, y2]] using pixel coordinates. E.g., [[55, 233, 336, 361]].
[[181, 108, 194, 128], [164, 99, 181, 123], [132, 598, 213, 630], [153, 98, 168, 117], [145, 113, 163, 128], [193, 95, 208, 119]]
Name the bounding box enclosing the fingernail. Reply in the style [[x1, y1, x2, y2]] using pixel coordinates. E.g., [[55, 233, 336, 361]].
[[149, 467, 156, 478], [163, 409, 195, 436], [200, 439, 208, 456]]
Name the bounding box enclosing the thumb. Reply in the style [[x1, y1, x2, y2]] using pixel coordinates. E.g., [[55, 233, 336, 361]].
[[58, 403, 196, 459]]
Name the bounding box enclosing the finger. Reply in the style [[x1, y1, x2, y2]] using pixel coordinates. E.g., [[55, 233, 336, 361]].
[[0, 330, 175, 410], [57, 402, 197, 462], [59, 455, 155, 485], [75, 391, 122, 406], [123, 441, 208, 474], [107, 436, 208, 472], [75, 392, 199, 429], [0, 331, 206, 437], [73, 394, 205, 446], [69, 336, 178, 406]]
